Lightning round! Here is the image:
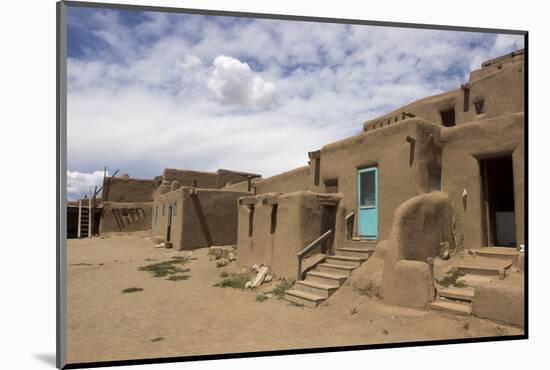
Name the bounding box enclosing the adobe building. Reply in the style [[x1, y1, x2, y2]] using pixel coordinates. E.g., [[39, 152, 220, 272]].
[[152, 168, 261, 250], [237, 49, 525, 325]]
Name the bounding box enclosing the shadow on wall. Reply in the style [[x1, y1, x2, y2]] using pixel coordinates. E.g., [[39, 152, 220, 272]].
[[382, 192, 456, 308]]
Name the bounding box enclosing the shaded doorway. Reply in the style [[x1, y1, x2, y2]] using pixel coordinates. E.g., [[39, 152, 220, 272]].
[[480, 156, 516, 247], [167, 205, 173, 242]]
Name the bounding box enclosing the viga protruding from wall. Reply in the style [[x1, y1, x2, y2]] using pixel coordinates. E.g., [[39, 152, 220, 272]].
[[382, 192, 456, 308]]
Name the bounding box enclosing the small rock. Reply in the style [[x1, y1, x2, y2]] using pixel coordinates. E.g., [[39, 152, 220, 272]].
[[440, 250, 451, 260], [264, 274, 273, 283], [265, 293, 273, 298], [154, 243, 165, 249], [252, 264, 259, 272], [216, 258, 229, 267], [245, 281, 253, 289], [227, 252, 236, 261]]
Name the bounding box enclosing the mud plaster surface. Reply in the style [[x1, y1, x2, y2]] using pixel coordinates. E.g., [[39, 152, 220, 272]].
[[67, 232, 523, 364]]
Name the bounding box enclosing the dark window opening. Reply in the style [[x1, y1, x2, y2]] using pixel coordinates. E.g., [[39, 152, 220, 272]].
[[321, 205, 337, 254], [270, 204, 278, 234], [248, 206, 255, 237], [324, 178, 339, 193], [474, 99, 485, 114], [440, 108, 456, 127], [463, 87, 470, 112]]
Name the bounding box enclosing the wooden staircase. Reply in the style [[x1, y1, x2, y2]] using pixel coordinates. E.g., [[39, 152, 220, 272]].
[[284, 244, 374, 308], [430, 286, 475, 316]]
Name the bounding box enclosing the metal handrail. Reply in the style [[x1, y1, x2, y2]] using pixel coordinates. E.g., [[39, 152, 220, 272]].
[[296, 229, 332, 281], [345, 211, 355, 221]]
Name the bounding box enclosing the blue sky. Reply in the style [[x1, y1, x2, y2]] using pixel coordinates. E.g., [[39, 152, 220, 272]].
[[66, 5, 524, 199]]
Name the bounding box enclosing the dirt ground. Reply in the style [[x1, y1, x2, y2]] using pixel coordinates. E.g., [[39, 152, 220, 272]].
[[67, 232, 523, 364]]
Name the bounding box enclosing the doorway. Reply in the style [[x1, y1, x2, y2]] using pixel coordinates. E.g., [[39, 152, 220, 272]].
[[166, 205, 173, 242], [480, 156, 516, 247], [357, 167, 378, 239]]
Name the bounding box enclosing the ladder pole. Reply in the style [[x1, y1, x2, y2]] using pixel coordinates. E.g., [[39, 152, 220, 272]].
[[88, 198, 92, 237], [77, 200, 82, 238]]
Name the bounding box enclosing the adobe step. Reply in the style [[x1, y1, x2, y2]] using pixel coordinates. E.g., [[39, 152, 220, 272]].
[[456, 263, 511, 276], [306, 271, 347, 286], [336, 247, 374, 258], [437, 286, 475, 302], [325, 255, 367, 268], [317, 263, 356, 277], [284, 289, 326, 308], [294, 280, 339, 298], [430, 300, 472, 316], [475, 247, 519, 262]]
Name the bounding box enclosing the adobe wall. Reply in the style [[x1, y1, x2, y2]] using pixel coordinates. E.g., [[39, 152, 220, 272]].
[[162, 168, 218, 189], [99, 201, 153, 233], [440, 112, 524, 248], [237, 191, 331, 278], [102, 177, 154, 203], [222, 180, 251, 192], [154, 187, 248, 250], [382, 192, 455, 308], [320, 119, 442, 243], [216, 169, 260, 188], [254, 166, 314, 195]]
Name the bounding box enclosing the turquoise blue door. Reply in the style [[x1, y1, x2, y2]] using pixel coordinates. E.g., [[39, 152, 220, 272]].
[[358, 167, 378, 239]]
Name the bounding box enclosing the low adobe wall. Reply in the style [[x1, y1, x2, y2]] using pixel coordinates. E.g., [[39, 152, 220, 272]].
[[100, 201, 153, 233], [237, 191, 339, 279], [382, 192, 456, 308], [472, 277, 524, 327]]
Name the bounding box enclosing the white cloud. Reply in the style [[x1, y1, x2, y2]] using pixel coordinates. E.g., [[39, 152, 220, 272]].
[[207, 55, 276, 109], [66, 9, 524, 182], [67, 170, 107, 200]]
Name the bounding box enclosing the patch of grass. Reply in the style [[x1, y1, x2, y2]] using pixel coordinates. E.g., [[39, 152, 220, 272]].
[[219, 271, 229, 278], [436, 269, 466, 287], [215, 272, 251, 289], [166, 274, 190, 281], [272, 281, 293, 299], [256, 293, 268, 302], [463, 322, 470, 330], [150, 337, 165, 342], [138, 256, 191, 281], [121, 287, 144, 294]]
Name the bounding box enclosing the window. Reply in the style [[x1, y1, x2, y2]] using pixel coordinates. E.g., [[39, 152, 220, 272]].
[[474, 99, 485, 114], [440, 108, 456, 127], [429, 169, 442, 192], [359, 170, 376, 208]]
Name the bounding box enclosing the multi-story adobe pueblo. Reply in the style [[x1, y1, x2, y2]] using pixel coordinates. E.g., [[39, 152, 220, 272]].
[[68, 49, 525, 327]]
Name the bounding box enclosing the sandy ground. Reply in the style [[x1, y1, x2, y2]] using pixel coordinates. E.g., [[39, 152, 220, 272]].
[[67, 232, 523, 364]]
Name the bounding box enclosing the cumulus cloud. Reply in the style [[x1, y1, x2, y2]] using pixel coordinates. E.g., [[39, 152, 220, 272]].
[[207, 55, 276, 109], [67, 170, 107, 200]]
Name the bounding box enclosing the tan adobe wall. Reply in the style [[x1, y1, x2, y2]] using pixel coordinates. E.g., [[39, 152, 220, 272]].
[[440, 112, 524, 249], [102, 177, 154, 203], [237, 191, 335, 279], [320, 118, 442, 243], [254, 166, 313, 194], [162, 168, 218, 189], [153, 187, 248, 250], [99, 201, 153, 233]]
